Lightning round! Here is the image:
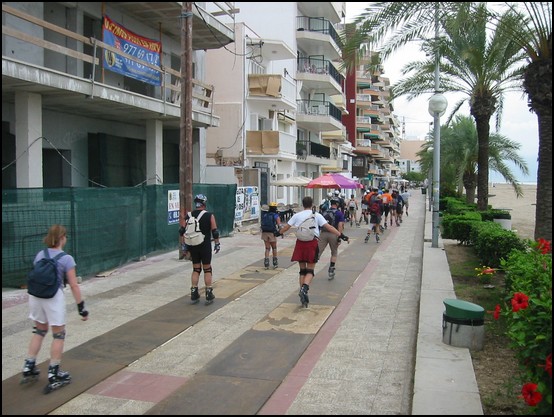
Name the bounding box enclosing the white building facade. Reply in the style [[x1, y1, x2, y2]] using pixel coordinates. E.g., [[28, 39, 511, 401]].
[[205, 2, 353, 206]]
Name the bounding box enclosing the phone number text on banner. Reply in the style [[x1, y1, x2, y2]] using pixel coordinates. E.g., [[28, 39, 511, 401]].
[[103, 15, 162, 86]]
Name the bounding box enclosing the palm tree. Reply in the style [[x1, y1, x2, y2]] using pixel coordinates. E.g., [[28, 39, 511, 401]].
[[440, 115, 529, 203], [393, 4, 527, 210], [490, 3, 552, 241], [344, 2, 552, 241], [417, 115, 529, 204]]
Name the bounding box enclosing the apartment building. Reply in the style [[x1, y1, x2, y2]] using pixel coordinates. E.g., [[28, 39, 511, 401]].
[[343, 49, 402, 190], [2, 2, 235, 189], [205, 2, 353, 207]]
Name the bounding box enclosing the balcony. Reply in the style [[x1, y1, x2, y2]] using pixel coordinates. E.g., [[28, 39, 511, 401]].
[[296, 140, 332, 166], [108, 2, 235, 49], [1, 3, 234, 129], [296, 16, 342, 61], [297, 57, 344, 95], [296, 100, 343, 131], [246, 130, 297, 158], [248, 74, 296, 110]]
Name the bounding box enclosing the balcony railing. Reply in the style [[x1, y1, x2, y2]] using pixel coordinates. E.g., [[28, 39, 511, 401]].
[[297, 57, 344, 86], [296, 16, 342, 49], [247, 74, 296, 110], [246, 130, 296, 156], [296, 100, 342, 121]]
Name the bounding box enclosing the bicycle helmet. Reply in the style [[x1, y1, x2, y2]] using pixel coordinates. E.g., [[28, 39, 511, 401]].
[[330, 197, 340, 205], [269, 202, 278, 207], [194, 194, 207, 208]]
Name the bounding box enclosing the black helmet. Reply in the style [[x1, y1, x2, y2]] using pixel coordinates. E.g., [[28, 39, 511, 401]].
[[194, 194, 207, 207], [330, 197, 340, 205]]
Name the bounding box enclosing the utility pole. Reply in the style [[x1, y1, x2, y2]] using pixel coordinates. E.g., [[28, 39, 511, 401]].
[[179, 2, 193, 226]]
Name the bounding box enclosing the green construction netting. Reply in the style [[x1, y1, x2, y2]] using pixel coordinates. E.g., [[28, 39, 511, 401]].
[[2, 184, 237, 288]]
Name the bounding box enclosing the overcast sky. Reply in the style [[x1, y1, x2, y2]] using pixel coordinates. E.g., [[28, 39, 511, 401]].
[[346, 3, 538, 183]]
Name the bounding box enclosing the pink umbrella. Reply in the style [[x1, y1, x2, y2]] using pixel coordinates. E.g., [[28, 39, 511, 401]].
[[306, 173, 363, 189]]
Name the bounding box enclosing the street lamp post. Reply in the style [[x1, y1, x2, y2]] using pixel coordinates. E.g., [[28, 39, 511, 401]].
[[428, 93, 447, 248], [427, 2, 447, 249]]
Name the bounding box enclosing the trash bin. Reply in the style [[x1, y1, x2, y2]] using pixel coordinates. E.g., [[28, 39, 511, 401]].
[[421, 187, 427, 195], [442, 298, 485, 351]]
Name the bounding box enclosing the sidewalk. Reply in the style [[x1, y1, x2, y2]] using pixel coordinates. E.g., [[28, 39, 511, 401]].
[[2, 191, 482, 415]]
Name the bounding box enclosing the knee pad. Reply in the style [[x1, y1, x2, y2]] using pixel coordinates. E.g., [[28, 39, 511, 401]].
[[299, 268, 307, 276], [305, 269, 315, 277], [32, 327, 47, 337], [52, 330, 66, 340], [193, 267, 202, 273], [203, 266, 213, 274]]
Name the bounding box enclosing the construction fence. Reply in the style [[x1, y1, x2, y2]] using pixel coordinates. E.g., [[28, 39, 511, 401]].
[[2, 183, 237, 288]]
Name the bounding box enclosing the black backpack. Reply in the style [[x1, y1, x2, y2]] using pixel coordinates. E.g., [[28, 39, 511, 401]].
[[323, 208, 337, 227], [27, 249, 66, 299], [261, 212, 277, 232]]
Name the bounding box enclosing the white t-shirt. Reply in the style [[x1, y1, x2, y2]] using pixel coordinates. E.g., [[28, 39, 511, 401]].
[[287, 209, 327, 238]]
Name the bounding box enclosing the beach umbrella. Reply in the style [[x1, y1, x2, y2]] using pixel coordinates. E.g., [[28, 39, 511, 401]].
[[306, 173, 363, 189]]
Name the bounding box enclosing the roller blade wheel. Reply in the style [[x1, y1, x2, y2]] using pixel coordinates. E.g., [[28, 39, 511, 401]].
[[43, 379, 71, 395]]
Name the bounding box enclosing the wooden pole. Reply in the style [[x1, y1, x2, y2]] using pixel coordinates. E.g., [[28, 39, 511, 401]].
[[180, 2, 193, 224]]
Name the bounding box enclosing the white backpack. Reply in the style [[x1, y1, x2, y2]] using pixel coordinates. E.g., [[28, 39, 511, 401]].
[[296, 214, 317, 241], [184, 210, 207, 246]]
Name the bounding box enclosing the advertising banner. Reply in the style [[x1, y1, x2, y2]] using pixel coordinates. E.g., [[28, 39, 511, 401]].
[[103, 15, 162, 86]]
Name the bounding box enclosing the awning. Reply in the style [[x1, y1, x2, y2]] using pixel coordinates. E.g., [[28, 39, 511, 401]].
[[322, 129, 346, 141]]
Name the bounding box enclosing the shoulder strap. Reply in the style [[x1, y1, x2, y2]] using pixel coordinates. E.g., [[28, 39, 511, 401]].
[[52, 251, 66, 261], [197, 210, 207, 221], [43, 248, 51, 259]]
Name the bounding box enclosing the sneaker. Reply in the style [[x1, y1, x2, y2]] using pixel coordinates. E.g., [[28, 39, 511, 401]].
[[190, 287, 200, 304], [328, 266, 335, 280]]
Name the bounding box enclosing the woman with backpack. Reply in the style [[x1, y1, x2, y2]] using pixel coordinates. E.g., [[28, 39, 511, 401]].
[[22, 224, 89, 394], [260, 202, 282, 269], [275, 196, 348, 308]]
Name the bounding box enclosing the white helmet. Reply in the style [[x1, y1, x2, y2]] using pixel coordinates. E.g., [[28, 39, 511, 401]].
[[327, 192, 333, 198]]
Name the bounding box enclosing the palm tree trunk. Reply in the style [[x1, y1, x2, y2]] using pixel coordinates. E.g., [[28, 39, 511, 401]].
[[474, 116, 491, 211], [535, 112, 552, 241], [463, 172, 476, 205]]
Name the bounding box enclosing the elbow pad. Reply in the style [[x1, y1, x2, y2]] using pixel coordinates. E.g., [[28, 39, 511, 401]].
[[211, 228, 220, 240]]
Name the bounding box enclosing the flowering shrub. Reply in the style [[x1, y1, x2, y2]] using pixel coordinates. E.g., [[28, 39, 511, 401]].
[[491, 239, 553, 414], [475, 265, 497, 284]]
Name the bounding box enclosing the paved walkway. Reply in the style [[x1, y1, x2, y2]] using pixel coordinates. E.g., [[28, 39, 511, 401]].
[[2, 191, 483, 415]]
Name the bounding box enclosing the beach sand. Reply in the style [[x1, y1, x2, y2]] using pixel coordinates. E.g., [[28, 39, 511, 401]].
[[487, 183, 536, 241]]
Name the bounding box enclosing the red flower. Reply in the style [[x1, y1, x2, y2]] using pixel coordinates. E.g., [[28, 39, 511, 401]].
[[521, 382, 543, 406], [493, 304, 501, 320], [511, 292, 529, 312], [540, 353, 552, 378], [537, 238, 551, 254]]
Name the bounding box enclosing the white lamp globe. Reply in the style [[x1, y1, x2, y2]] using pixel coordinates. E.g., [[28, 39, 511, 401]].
[[428, 93, 448, 117]]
